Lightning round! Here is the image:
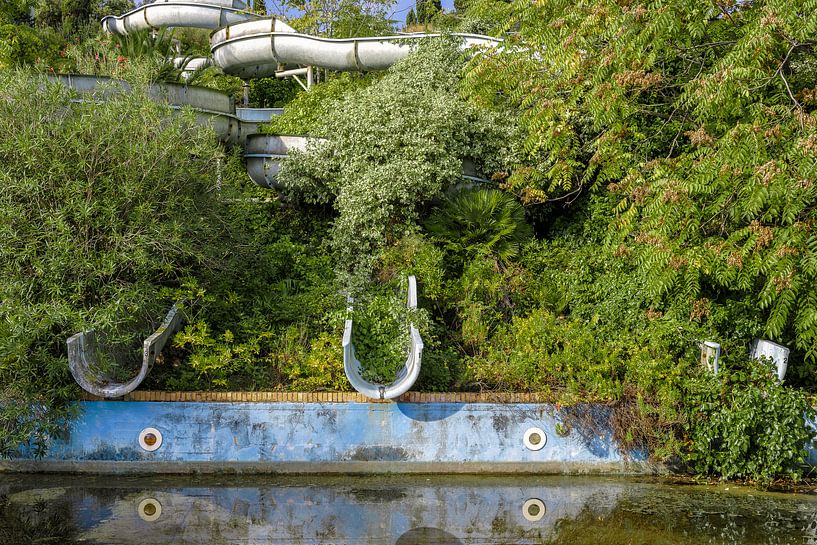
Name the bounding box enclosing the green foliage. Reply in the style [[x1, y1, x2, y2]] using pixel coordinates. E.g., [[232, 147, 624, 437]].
[[464, 0, 817, 376], [684, 357, 816, 482], [249, 76, 301, 108], [251, 0, 266, 15], [35, 0, 134, 38], [425, 188, 532, 265], [144, 160, 347, 392], [0, 0, 33, 24], [262, 72, 375, 136], [416, 0, 441, 25], [66, 30, 189, 83], [0, 22, 47, 68], [283, 0, 395, 37], [0, 70, 225, 456], [278, 38, 514, 290], [353, 290, 413, 384]]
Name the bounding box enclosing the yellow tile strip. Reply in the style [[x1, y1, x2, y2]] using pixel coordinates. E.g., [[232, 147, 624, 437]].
[[78, 391, 552, 403]]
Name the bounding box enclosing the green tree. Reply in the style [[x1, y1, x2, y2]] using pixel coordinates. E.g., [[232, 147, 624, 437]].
[[252, 0, 267, 14], [415, 0, 440, 23], [405, 7, 415, 27], [0, 70, 227, 456], [283, 0, 395, 38], [277, 38, 514, 290], [464, 0, 817, 372]]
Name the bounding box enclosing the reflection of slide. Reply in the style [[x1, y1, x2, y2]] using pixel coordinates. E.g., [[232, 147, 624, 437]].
[[3, 477, 626, 545], [343, 276, 423, 400]]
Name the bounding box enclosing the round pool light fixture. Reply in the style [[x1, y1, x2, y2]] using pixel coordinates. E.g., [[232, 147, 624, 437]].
[[522, 498, 546, 522], [138, 427, 163, 452], [523, 427, 547, 451], [138, 498, 162, 521]]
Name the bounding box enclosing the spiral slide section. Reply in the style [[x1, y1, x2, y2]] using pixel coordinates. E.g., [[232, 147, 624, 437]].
[[344, 277, 424, 400]]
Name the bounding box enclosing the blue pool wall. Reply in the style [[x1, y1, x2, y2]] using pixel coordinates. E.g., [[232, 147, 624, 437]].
[[2, 401, 654, 473]]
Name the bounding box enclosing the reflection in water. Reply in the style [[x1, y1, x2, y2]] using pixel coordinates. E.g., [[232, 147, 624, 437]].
[[0, 475, 816, 545]]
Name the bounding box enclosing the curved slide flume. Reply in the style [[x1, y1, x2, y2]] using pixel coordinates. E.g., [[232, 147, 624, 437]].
[[67, 304, 183, 398], [344, 276, 424, 400], [210, 20, 501, 78], [101, 0, 262, 35]]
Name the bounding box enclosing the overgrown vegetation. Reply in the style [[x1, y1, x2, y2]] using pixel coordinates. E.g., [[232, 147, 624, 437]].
[[0, 71, 225, 456], [277, 38, 514, 289], [1, 0, 816, 483]]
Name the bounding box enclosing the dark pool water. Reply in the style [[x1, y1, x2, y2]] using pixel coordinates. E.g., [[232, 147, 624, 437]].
[[1, 474, 816, 544]]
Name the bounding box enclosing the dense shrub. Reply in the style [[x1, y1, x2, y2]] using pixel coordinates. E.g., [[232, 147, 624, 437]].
[[464, 0, 817, 377], [684, 357, 816, 482], [146, 188, 348, 392], [277, 38, 515, 290], [262, 72, 376, 136], [0, 71, 225, 455], [425, 188, 533, 267]]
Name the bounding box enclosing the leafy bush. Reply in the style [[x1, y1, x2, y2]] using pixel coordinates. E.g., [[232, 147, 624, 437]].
[[0, 23, 56, 68], [464, 0, 817, 375], [353, 291, 413, 384], [262, 72, 376, 136], [684, 357, 816, 482], [0, 70, 225, 455], [425, 187, 532, 265], [277, 38, 515, 290], [249, 76, 301, 108]]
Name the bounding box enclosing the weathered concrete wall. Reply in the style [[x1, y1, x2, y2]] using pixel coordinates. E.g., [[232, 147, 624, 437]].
[[2, 401, 655, 474]]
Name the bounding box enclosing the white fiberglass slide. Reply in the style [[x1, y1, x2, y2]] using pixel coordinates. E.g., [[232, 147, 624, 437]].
[[102, 1, 500, 77], [102, 0, 262, 35], [210, 19, 500, 77]]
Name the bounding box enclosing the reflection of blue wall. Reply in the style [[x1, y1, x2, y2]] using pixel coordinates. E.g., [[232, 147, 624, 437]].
[[20, 479, 627, 545], [8, 401, 645, 469]]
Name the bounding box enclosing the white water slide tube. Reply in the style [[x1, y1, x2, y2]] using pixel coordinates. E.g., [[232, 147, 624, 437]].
[[102, 0, 263, 35], [50, 73, 283, 145], [344, 277, 424, 400], [100, 1, 501, 78], [210, 20, 502, 78]]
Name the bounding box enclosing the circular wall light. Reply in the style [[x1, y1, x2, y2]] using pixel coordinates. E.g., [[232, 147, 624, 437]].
[[522, 498, 546, 522], [138, 498, 162, 522], [138, 427, 163, 452], [523, 427, 547, 451]]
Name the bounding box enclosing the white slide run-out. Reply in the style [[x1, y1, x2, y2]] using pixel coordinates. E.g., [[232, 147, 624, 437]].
[[66, 0, 500, 399]]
